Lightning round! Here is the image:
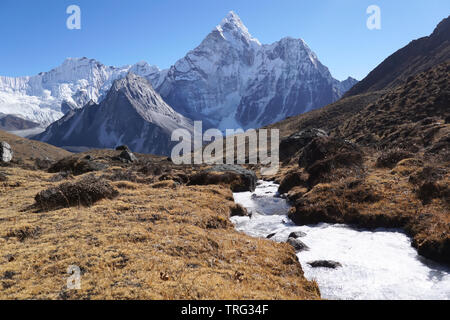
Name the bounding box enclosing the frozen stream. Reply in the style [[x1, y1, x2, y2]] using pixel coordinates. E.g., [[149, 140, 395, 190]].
[[231, 180, 450, 300]]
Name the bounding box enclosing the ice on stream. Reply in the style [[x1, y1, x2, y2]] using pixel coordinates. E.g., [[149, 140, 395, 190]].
[[231, 180, 450, 300]]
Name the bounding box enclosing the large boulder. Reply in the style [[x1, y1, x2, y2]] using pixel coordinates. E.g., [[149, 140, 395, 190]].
[[280, 128, 328, 161], [188, 164, 257, 192], [0, 142, 13, 163]]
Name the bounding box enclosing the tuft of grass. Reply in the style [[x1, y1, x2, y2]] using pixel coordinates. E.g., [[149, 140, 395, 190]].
[[34, 175, 119, 211]]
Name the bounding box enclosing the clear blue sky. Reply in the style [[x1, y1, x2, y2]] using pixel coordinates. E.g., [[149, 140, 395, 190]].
[[0, 0, 449, 80]]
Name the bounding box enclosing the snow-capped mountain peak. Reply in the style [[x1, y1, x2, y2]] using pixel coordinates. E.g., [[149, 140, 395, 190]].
[[216, 11, 262, 47], [156, 12, 357, 130]]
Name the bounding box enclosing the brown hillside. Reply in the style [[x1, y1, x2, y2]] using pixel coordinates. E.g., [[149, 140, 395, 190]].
[[338, 62, 449, 153], [0, 130, 71, 164], [268, 62, 450, 265], [344, 15, 450, 97]]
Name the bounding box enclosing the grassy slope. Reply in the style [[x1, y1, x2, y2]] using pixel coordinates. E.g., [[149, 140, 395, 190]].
[[0, 162, 320, 300], [0, 130, 71, 162]]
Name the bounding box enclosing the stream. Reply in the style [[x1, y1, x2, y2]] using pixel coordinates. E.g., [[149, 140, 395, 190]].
[[231, 180, 450, 300]]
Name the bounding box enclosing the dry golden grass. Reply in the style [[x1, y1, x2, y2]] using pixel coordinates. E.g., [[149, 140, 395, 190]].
[[0, 167, 320, 300]]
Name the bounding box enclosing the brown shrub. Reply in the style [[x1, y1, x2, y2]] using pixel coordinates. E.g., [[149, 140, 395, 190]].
[[35, 175, 119, 211]]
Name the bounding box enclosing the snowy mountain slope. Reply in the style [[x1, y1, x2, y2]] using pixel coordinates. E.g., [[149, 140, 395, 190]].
[[33, 73, 193, 155], [0, 58, 160, 126], [155, 11, 357, 129]]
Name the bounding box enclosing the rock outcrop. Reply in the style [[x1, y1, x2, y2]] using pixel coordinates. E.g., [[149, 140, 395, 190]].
[[0, 142, 13, 163], [279, 128, 328, 161]]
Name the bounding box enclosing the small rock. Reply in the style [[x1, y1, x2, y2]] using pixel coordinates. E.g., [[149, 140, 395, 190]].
[[266, 233, 276, 239], [119, 150, 138, 163], [287, 238, 309, 252], [288, 231, 307, 239], [308, 260, 342, 269], [0, 142, 13, 163]]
